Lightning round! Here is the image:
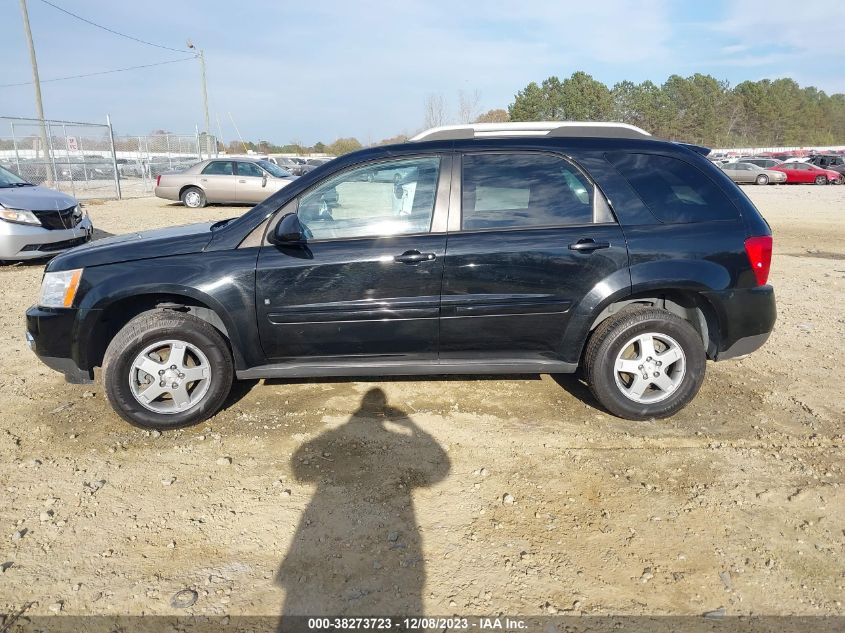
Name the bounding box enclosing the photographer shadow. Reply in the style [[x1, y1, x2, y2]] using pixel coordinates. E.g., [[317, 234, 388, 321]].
[[276, 388, 450, 626]]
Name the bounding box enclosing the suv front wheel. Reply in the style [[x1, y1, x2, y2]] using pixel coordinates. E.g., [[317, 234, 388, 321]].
[[102, 310, 233, 429], [584, 308, 706, 420]]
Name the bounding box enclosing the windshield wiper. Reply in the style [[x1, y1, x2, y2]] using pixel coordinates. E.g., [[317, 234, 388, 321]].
[[6, 182, 34, 187]]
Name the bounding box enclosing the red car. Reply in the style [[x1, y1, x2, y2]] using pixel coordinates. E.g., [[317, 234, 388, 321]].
[[771, 162, 842, 184]]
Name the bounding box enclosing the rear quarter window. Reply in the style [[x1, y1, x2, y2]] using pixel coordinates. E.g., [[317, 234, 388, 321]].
[[607, 152, 739, 223]]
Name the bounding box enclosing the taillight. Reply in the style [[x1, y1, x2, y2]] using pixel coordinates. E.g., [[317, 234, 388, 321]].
[[744, 236, 772, 286], [156, 175, 161, 187]]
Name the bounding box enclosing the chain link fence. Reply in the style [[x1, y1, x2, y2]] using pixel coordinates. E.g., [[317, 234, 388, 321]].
[[0, 116, 217, 200], [112, 132, 217, 198]]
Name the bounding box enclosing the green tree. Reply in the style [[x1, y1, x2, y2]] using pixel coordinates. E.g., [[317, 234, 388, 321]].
[[376, 134, 410, 145], [475, 108, 509, 123], [327, 137, 363, 156], [509, 81, 545, 121], [557, 71, 614, 120]]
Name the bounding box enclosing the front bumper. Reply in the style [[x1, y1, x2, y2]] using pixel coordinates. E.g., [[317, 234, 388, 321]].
[[26, 305, 94, 383], [0, 217, 93, 260]]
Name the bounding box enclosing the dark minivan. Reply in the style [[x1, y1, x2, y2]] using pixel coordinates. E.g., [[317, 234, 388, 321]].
[[26, 123, 775, 428]]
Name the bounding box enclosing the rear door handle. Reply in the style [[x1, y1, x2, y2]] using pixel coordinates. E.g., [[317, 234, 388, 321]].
[[394, 250, 437, 264], [569, 238, 610, 252], [238, 179, 247, 183]]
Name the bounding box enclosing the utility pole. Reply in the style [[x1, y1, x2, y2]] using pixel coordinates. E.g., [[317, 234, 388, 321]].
[[187, 41, 212, 158], [19, 0, 54, 184]]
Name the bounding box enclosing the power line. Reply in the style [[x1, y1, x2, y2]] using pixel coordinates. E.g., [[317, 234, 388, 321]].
[[0, 56, 197, 88], [36, 0, 189, 53]]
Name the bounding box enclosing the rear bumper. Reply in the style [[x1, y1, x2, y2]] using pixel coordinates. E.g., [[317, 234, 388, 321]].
[[717, 331, 771, 360], [706, 285, 776, 360], [26, 305, 94, 383], [154, 185, 180, 201]]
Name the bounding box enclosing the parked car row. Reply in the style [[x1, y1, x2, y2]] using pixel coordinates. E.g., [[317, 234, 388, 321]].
[[718, 157, 842, 185], [266, 156, 332, 176], [0, 157, 115, 183]]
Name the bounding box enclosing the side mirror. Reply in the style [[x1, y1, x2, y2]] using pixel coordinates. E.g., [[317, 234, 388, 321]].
[[261, 174, 268, 187], [270, 213, 305, 245]]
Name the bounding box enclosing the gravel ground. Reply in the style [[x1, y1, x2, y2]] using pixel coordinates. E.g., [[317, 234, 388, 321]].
[[0, 188, 843, 618]]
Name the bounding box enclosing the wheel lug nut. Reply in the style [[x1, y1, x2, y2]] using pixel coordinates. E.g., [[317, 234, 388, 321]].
[[178, 373, 185, 379], [170, 365, 177, 369], [654, 372, 660, 377], [657, 361, 662, 366], [638, 365, 643, 370], [159, 381, 165, 387], [158, 369, 164, 375], [171, 382, 178, 389]]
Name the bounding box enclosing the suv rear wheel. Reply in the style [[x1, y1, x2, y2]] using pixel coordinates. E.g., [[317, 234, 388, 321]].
[[584, 307, 706, 420], [102, 310, 233, 429]]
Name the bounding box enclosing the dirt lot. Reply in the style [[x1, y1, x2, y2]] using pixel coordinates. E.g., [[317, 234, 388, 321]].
[[1, 188, 843, 620]]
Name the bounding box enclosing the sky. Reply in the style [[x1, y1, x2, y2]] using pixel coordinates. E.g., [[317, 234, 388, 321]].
[[1, 0, 844, 145]]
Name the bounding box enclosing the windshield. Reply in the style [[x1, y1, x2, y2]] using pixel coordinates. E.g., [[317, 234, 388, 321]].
[[0, 165, 32, 187], [257, 160, 292, 178]]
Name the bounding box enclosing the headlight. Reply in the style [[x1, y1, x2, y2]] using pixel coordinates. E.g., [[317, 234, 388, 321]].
[[0, 206, 41, 226], [39, 268, 83, 308], [72, 204, 86, 222]]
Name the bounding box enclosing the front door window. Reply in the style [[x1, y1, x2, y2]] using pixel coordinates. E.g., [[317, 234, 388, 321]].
[[297, 157, 441, 240]]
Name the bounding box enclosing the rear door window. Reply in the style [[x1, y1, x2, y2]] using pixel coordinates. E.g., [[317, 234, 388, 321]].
[[607, 152, 739, 223], [460, 152, 612, 230], [201, 161, 234, 176]]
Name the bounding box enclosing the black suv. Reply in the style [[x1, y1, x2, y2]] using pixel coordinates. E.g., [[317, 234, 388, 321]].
[[26, 123, 776, 428], [806, 154, 845, 176]]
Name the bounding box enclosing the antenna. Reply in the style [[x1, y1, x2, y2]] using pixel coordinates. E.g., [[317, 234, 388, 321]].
[[228, 111, 247, 153]]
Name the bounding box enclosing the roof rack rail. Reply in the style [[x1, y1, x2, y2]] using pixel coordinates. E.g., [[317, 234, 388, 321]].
[[409, 121, 652, 142]]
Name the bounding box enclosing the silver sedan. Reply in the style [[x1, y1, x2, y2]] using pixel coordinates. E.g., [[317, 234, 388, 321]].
[[155, 157, 297, 207], [0, 165, 93, 261], [720, 162, 787, 185]]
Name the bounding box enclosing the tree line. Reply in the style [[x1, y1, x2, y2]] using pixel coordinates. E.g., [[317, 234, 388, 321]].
[[222, 137, 362, 156], [508, 71, 845, 148], [217, 72, 845, 156]]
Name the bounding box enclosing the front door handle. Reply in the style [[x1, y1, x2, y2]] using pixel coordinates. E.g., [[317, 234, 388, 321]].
[[394, 250, 437, 264], [569, 238, 610, 252], [238, 179, 247, 183]]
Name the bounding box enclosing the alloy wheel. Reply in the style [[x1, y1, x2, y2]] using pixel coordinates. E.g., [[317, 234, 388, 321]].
[[129, 339, 212, 414], [613, 332, 686, 404]]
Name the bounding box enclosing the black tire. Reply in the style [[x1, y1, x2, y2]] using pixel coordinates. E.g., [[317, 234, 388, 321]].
[[755, 174, 769, 185], [814, 175, 827, 185], [181, 186, 207, 208], [584, 307, 706, 420], [102, 310, 233, 429]]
